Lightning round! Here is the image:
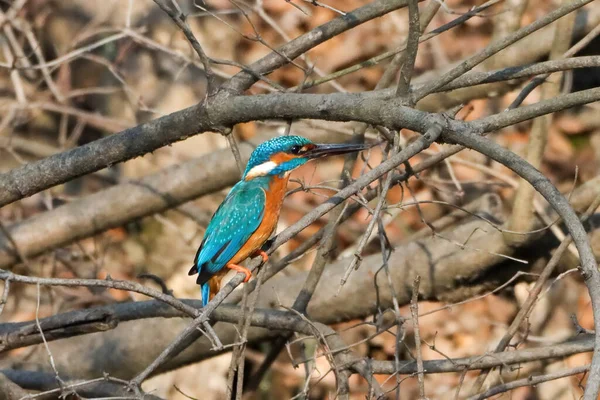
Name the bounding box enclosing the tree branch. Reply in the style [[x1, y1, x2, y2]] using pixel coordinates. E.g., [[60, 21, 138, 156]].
[[413, 0, 593, 100], [222, 0, 418, 93], [441, 129, 600, 399]]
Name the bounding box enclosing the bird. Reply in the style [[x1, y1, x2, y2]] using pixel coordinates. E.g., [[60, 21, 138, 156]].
[[188, 135, 371, 306]]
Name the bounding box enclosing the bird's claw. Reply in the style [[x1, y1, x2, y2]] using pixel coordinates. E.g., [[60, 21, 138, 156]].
[[253, 249, 269, 263], [227, 263, 252, 282]]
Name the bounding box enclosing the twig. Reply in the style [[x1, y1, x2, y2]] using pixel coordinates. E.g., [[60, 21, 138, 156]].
[[246, 149, 360, 393], [152, 0, 216, 94], [507, 1, 576, 237], [223, 0, 414, 93], [0, 40, 26, 105], [441, 127, 600, 400], [382, 1, 441, 90], [226, 257, 267, 399], [396, 0, 421, 98], [35, 284, 66, 394], [0, 7, 34, 78], [0, 278, 9, 317], [469, 191, 600, 394], [252, 3, 347, 93], [372, 214, 404, 399], [486, 0, 529, 69], [4, 370, 151, 399], [16, 19, 65, 102], [410, 277, 426, 398], [298, 0, 499, 91], [340, 136, 398, 288], [369, 335, 594, 374], [129, 252, 270, 386], [226, 279, 247, 398], [0, 221, 29, 269], [437, 56, 600, 93], [0, 32, 128, 71], [0, 270, 199, 318], [413, 0, 593, 101], [300, 0, 346, 15], [507, 18, 600, 109], [227, 133, 245, 177], [468, 364, 590, 400], [129, 313, 215, 386]]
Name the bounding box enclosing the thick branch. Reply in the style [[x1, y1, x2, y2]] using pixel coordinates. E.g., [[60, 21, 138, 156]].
[[2, 78, 599, 208], [8, 187, 599, 380], [2, 88, 599, 269], [441, 129, 600, 399]]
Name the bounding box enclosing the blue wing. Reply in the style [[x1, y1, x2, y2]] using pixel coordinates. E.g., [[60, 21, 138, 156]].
[[190, 181, 266, 286]]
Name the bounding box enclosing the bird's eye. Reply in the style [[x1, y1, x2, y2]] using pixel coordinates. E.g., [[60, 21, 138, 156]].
[[290, 145, 302, 155]]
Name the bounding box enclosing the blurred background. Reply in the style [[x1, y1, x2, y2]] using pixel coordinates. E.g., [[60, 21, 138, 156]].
[[0, 0, 599, 398]]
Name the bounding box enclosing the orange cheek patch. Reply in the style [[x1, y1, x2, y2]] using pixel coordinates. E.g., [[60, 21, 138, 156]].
[[270, 152, 296, 164]]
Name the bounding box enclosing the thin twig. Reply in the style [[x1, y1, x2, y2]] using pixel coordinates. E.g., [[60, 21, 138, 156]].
[[0, 278, 10, 317], [35, 284, 66, 394], [297, 0, 499, 92], [16, 19, 65, 102], [410, 277, 426, 398], [246, 148, 360, 393], [469, 191, 600, 394], [340, 136, 398, 288], [152, 0, 216, 93], [227, 132, 245, 177], [507, 0, 576, 238], [507, 20, 600, 109], [396, 0, 421, 98], [468, 364, 590, 400], [413, 0, 593, 101], [0, 270, 199, 318]]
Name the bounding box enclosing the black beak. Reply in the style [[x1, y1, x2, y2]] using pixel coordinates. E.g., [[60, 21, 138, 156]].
[[304, 142, 374, 159]]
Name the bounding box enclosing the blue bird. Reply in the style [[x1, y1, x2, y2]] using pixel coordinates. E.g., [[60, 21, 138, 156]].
[[189, 135, 370, 306]]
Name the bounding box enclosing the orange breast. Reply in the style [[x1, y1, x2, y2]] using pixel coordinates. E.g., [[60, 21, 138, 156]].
[[228, 175, 289, 265]]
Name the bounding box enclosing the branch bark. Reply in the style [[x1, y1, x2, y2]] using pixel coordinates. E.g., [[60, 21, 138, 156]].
[[507, 1, 577, 237], [4, 187, 598, 381], [440, 129, 600, 399], [1, 82, 599, 210]]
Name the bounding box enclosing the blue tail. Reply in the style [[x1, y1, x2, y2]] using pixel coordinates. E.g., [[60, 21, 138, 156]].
[[201, 283, 210, 307]]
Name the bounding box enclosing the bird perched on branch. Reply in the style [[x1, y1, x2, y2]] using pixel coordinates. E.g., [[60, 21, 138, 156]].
[[189, 135, 371, 306]]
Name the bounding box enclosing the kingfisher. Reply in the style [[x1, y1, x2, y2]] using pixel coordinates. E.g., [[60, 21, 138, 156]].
[[189, 135, 370, 306]]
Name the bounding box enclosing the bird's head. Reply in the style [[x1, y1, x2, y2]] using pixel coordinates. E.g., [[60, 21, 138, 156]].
[[243, 135, 371, 180]]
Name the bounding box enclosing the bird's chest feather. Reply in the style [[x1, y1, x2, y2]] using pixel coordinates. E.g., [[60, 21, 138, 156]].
[[263, 174, 288, 224], [229, 175, 289, 264]]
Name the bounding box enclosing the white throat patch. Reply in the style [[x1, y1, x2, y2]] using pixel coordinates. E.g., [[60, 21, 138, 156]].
[[245, 161, 277, 179]]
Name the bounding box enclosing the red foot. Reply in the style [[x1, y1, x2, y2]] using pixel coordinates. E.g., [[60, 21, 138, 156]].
[[252, 250, 269, 263], [227, 263, 252, 282]]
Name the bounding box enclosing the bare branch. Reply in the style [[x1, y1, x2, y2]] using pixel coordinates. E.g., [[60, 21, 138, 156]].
[[507, 3, 576, 237], [410, 276, 426, 399], [396, 0, 421, 98], [369, 335, 594, 374], [441, 128, 600, 399], [222, 0, 418, 93], [413, 0, 593, 101], [152, 0, 216, 93], [468, 364, 590, 400]]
